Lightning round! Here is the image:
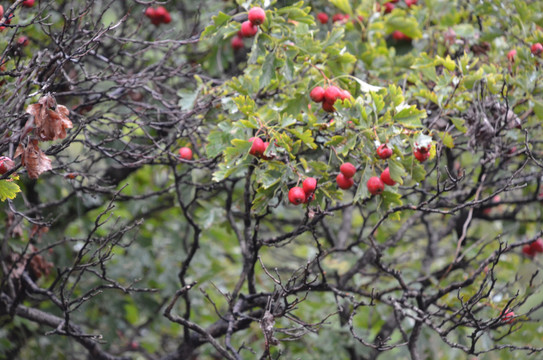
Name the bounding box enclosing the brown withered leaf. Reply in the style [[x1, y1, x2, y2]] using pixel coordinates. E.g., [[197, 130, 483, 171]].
[[16, 140, 52, 179], [26, 94, 73, 141]]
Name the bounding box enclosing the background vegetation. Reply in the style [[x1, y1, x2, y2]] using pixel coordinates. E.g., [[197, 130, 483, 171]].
[[1, 0, 543, 359]]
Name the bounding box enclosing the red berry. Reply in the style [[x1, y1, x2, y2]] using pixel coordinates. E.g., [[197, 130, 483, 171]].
[[522, 245, 536, 257], [339, 90, 351, 101], [155, 6, 168, 20], [310, 86, 325, 103], [22, 0, 35, 7], [324, 86, 341, 104], [0, 156, 14, 175], [501, 310, 515, 324], [507, 49, 517, 62], [304, 192, 315, 203], [340, 162, 356, 178], [231, 35, 244, 50], [248, 7, 266, 26], [145, 7, 155, 18], [240, 21, 258, 37], [249, 137, 266, 157], [376, 144, 393, 159], [178, 147, 193, 160], [336, 173, 354, 190], [530, 239, 543, 253], [317, 12, 329, 24], [380, 167, 396, 186], [162, 12, 172, 24], [302, 177, 317, 194], [392, 30, 411, 41], [405, 0, 417, 6], [531, 43, 543, 56], [367, 176, 385, 195], [322, 101, 335, 113], [384, 2, 395, 13], [332, 14, 346, 23], [414, 149, 430, 162], [288, 187, 306, 205], [17, 36, 29, 47]]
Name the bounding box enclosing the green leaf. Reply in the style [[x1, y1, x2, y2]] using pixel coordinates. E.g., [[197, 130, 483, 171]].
[[330, 0, 352, 14], [388, 159, 406, 185], [354, 164, 371, 202], [450, 117, 467, 133], [441, 132, 454, 149], [533, 100, 543, 120], [0, 180, 20, 201], [385, 14, 423, 39], [393, 105, 426, 127], [260, 52, 275, 90], [381, 190, 403, 210], [206, 131, 233, 158]]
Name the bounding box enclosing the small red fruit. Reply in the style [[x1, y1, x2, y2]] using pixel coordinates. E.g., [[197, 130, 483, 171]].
[[392, 30, 411, 41], [288, 187, 306, 205], [317, 12, 329, 24], [336, 173, 354, 190], [324, 86, 341, 104], [367, 176, 385, 195], [531, 43, 543, 56], [302, 177, 317, 195], [384, 2, 395, 14], [240, 21, 258, 37], [310, 86, 325, 103], [340, 162, 356, 178], [339, 90, 352, 101], [304, 192, 315, 203], [522, 245, 536, 257], [322, 101, 335, 113], [530, 239, 543, 253], [231, 35, 244, 50], [0, 156, 15, 175], [405, 0, 417, 7], [17, 36, 29, 47], [332, 14, 347, 23], [414, 149, 430, 162], [155, 6, 168, 20], [162, 12, 172, 24], [144, 7, 155, 18], [507, 49, 517, 62], [380, 167, 396, 186], [501, 310, 515, 324], [22, 0, 35, 7], [178, 147, 193, 160], [376, 144, 393, 159], [249, 137, 266, 157], [248, 7, 266, 26]]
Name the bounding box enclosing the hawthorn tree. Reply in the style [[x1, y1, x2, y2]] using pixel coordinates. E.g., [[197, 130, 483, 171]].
[[1, 0, 543, 359]]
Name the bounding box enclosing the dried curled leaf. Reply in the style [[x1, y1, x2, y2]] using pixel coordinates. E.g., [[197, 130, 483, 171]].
[[26, 94, 73, 141], [16, 140, 52, 179]]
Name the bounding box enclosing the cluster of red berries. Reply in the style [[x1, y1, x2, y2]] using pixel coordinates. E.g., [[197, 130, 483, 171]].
[[522, 238, 543, 257], [335, 161, 396, 196], [413, 143, 431, 162], [231, 7, 266, 50], [310, 85, 351, 113], [383, 0, 417, 14], [288, 177, 317, 205], [145, 6, 171, 26], [178, 147, 192, 160]]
